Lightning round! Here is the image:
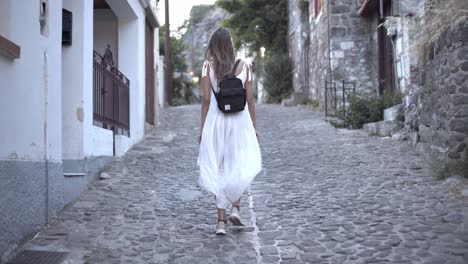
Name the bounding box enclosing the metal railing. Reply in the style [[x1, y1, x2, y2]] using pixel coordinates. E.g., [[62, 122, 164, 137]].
[[325, 80, 356, 118], [93, 50, 130, 135]]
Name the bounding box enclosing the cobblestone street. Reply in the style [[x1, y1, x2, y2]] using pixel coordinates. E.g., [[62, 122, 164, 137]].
[[18, 105, 468, 264]]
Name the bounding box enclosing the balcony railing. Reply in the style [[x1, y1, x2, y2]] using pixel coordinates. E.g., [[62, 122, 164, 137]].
[[93, 49, 130, 136]]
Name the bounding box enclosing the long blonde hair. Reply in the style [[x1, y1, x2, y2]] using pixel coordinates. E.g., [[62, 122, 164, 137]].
[[204, 28, 236, 81]]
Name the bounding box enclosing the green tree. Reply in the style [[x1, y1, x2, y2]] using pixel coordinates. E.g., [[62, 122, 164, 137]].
[[159, 27, 195, 105], [159, 27, 187, 73], [216, 0, 292, 102], [216, 0, 289, 54]]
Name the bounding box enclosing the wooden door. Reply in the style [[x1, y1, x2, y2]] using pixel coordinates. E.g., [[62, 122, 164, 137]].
[[378, 0, 396, 95], [145, 19, 155, 125]]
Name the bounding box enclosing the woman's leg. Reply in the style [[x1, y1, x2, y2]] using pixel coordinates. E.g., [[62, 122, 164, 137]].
[[232, 199, 241, 210], [229, 199, 243, 226], [216, 208, 227, 235], [217, 208, 226, 221]]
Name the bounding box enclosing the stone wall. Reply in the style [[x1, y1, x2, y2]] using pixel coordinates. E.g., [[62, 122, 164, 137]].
[[296, 0, 378, 108], [397, 0, 468, 160], [327, 0, 376, 95]]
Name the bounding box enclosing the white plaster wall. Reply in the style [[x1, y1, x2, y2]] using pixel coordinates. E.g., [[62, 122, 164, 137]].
[[0, 0, 62, 162], [93, 10, 118, 64], [91, 127, 113, 156], [0, 0, 11, 37], [158, 56, 165, 108], [62, 0, 94, 160], [114, 1, 146, 145], [153, 25, 161, 125], [115, 135, 131, 157]]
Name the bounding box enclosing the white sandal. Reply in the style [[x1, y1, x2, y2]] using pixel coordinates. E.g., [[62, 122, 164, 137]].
[[228, 206, 244, 226], [216, 219, 227, 235]]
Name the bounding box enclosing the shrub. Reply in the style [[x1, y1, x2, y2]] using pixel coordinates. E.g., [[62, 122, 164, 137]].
[[381, 90, 403, 110], [262, 53, 293, 103], [299, 97, 320, 108], [337, 91, 403, 129]]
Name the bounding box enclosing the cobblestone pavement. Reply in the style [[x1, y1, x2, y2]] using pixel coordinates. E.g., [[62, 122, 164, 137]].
[[17, 105, 468, 264]]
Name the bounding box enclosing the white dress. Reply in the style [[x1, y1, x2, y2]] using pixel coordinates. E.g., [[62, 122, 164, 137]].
[[198, 60, 262, 209]]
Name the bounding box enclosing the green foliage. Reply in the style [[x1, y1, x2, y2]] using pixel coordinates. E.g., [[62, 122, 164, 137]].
[[216, 0, 292, 103], [262, 53, 293, 103], [297, 0, 309, 15], [299, 98, 320, 108], [328, 118, 347, 128], [216, 0, 289, 53], [159, 27, 187, 73], [160, 27, 196, 106], [336, 91, 403, 129], [381, 90, 403, 110]]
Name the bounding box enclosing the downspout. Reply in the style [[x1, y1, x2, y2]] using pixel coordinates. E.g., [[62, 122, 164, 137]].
[[43, 50, 49, 223], [379, 0, 384, 19], [326, 0, 332, 113], [327, 0, 332, 83]]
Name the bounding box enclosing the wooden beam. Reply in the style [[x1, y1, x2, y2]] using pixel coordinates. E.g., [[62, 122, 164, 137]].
[[0, 34, 20, 60]]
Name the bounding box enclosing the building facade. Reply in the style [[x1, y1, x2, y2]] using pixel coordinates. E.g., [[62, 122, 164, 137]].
[[0, 0, 161, 261], [289, 0, 468, 160]]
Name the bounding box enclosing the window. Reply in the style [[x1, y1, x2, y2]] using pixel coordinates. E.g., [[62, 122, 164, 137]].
[[62, 9, 72, 45], [40, 0, 49, 37]]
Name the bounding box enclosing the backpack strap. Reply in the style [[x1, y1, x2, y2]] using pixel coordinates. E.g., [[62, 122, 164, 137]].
[[231, 59, 241, 75], [211, 84, 218, 96]]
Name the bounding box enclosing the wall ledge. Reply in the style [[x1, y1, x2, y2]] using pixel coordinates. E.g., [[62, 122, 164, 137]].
[[0, 35, 20, 60]]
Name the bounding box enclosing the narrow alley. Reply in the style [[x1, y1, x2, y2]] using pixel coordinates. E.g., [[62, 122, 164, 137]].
[[15, 105, 468, 264]]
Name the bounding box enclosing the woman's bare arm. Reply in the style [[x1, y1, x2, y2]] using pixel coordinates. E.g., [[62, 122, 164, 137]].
[[199, 63, 211, 143], [245, 64, 256, 131]]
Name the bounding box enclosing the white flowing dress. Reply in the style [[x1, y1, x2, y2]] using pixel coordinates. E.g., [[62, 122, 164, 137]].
[[198, 60, 262, 209]]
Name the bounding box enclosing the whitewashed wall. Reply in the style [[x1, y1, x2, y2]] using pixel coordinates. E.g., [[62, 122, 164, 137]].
[[0, 1, 11, 37], [158, 56, 165, 108], [0, 0, 63, 162], [153, 23, 161, 124], [110, 0, 147, 145], [93, 9, 118, 63], [62, 0, 94, 160]]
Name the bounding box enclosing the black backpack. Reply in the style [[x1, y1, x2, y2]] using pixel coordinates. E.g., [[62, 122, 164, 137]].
[[211, 59, 246, 113]]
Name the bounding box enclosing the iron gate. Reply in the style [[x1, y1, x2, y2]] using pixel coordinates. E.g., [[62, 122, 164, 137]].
[[325, 80, 356, 118]]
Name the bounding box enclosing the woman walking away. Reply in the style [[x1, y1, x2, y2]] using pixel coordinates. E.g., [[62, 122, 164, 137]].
[[198, 28, 262, 235]]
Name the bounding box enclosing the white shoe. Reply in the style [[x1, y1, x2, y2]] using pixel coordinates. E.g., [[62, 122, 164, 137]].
[[216, 221, 227, 235], [229, 207, 244, 226]]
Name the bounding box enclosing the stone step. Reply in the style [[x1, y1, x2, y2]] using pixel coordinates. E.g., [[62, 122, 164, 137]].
[[63, 172, 85, 177], [384, 104, 402, 121], [363, 120, 403, 137]]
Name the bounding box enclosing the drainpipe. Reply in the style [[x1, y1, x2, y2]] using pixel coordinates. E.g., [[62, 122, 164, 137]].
[[43, 50, 49, 223], [379, 0, 384, 19], [327, 0, 332, 83]]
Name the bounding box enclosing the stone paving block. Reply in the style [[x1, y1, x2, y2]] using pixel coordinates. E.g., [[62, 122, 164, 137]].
[[7, 105, 468, 264]]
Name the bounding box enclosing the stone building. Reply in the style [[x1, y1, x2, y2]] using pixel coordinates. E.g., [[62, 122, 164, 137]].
[[289, 0, 378, 106], [289, 0, 468, 161]]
